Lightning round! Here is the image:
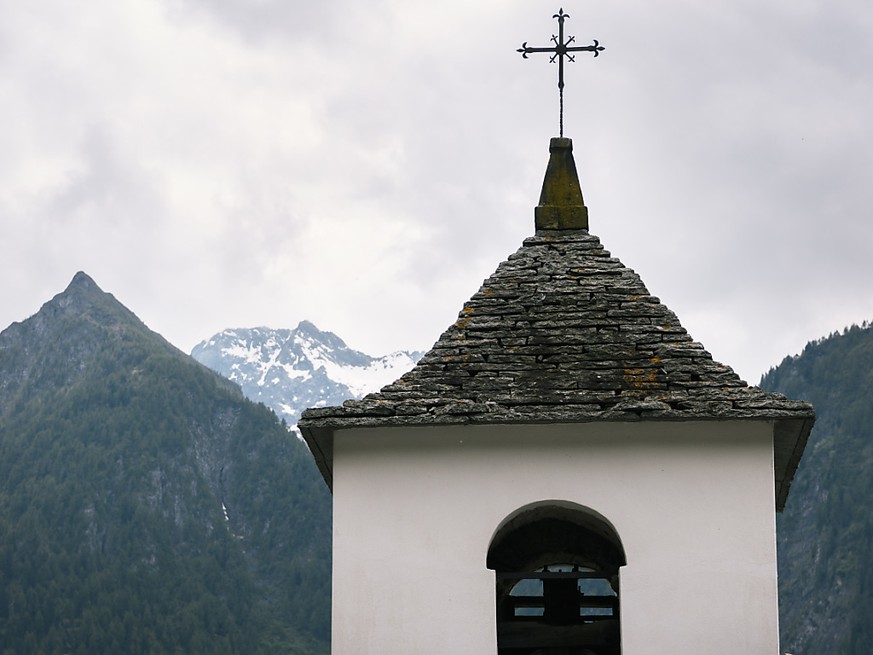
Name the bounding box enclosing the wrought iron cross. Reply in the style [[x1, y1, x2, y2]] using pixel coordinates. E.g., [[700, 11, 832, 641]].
[[518, 8, 604, 137]]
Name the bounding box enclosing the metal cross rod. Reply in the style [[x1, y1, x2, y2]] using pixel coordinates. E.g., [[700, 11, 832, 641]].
[[518, 8, 604, 137]]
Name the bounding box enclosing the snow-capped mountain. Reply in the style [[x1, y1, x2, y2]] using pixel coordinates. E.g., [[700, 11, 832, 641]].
[[191, 321, 422, 428]]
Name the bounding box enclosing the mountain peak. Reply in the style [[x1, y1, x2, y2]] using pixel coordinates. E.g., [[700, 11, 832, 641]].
[[68, 270, 100, 291], [293, 320, 351, 353], [0, 273, 183, 416], [42, 272, 148, 335], [192, 325, 422, 427]]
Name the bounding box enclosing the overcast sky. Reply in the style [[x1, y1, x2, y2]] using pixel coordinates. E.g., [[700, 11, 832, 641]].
[[2, 0, 872, 384]]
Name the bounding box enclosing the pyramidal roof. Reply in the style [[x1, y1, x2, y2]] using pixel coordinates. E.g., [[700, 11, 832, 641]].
[[299, 138, 814, 508]]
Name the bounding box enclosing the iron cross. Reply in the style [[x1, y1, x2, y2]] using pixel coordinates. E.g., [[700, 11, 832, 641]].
[[518, 8, 604, 137]]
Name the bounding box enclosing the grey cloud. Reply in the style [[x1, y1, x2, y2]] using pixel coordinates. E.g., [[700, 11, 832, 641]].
[[2, 0, 873, 381], [165, 0, 350, 43]]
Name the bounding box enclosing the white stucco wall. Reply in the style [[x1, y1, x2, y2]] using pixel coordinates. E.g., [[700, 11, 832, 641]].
[[330, 420, 779, 655]]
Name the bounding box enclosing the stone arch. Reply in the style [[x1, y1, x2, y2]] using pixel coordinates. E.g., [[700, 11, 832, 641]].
[[487, 500, 625, 655]]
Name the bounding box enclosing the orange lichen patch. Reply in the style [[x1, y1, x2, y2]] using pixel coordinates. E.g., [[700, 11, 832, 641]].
[[454, 307, 477, 328], [650, 356, 663, 365], [623, 367, 662, 390], [483, 289, 494, 296]]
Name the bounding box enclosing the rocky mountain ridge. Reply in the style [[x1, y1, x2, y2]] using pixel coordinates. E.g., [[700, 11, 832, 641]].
[[191, 323, 421, 429]]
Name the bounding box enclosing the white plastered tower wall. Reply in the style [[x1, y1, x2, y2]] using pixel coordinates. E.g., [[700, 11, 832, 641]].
[[330, 420, 780, 655]]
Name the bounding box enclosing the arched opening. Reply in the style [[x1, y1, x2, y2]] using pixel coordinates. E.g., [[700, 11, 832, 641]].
[[487, 501, 625, 655]]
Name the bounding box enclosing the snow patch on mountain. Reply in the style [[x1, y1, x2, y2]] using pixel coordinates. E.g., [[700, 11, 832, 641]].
[[191, 321, 422, 429]]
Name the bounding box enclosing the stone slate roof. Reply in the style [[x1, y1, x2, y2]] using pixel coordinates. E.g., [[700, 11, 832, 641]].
[[299, 138, 814, 509], [301, 229, 813, 425], [300, 229, 814, 507]]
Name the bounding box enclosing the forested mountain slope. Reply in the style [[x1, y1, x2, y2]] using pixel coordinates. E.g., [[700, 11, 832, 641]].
[[762, 322, 873, 654], [0, 272, 331, 655]]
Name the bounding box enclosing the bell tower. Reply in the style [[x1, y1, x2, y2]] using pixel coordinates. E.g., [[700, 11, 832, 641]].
[[299, 132, 813, 653], [299, 10, 814, 654]]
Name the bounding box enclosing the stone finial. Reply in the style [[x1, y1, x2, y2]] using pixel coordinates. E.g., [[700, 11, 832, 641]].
[[534, 137, 589, 230]]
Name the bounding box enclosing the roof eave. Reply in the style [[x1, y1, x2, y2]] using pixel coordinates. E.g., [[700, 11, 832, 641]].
[[300, 424, 334, 492], [773, 414, 816, 512], [299, 409, 815, 505]]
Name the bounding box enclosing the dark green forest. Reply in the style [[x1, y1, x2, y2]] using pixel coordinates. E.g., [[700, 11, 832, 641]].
[[0, 274, 331, 655], [762, 322, 873, 654]]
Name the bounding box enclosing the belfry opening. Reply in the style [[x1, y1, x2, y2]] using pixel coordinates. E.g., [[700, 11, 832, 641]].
[[487, 502, 626, 655]]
